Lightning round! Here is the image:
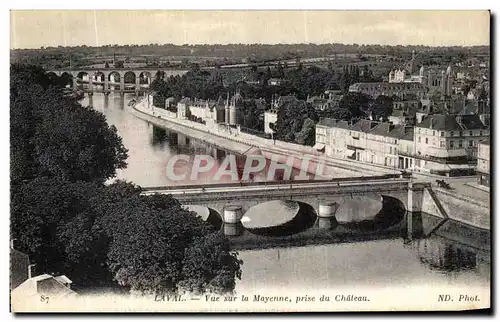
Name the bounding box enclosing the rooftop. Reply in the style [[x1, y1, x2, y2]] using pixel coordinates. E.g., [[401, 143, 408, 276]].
[[351, 119, 377, 133], [417, 114, 487, 131], [317, 118, 350, 129]]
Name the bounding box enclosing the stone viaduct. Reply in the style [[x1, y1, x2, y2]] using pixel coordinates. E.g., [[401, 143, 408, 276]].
[[47, 68, 189, 93]]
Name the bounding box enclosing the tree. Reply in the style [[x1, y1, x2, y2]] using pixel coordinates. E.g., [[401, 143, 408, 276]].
[[276, 99, 318, 143], [114, 60, 124, 68], [241, 100, 263, 131], [323, 107, 352, 121], [294, 118, 316, 146], [371, 95, 394, 121], [11, 65, 128, 184], [338, 92, 372, 119], [105, 61, 110, 68], [10, 64, 243, 295], [102, 193, 242, 295]]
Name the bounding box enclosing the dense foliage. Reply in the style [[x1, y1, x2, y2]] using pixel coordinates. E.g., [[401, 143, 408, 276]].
[[11, 43, 489, 70], [10, 64, 242, 295], [275, 99, 318, 146]]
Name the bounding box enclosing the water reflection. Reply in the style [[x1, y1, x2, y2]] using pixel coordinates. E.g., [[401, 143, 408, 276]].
[[412, 236, 484, 273], [236, 230, 490, 293]]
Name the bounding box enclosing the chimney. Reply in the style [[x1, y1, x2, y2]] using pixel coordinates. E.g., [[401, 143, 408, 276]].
[[28, 264, 36, 279]]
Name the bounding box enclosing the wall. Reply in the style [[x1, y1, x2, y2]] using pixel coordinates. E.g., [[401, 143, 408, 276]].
[[433, 188, 490, 230]]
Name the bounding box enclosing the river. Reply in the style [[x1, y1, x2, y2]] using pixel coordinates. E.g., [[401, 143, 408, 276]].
[[82, 93, 490, 303]]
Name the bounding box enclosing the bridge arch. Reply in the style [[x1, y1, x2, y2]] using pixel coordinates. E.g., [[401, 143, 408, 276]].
[[76, 71, 89, 89], [139, 71, 152, 85], [108, 71, 121, 90], [59, 72, 73, 88], [123, 71, 137, 89]]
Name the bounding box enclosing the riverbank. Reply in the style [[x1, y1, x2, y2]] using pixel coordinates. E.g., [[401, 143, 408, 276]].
[[131, 98, 396, 178]]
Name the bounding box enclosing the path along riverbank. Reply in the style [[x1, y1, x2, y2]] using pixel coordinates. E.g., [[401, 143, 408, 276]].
[[131, 98, 400, 179]]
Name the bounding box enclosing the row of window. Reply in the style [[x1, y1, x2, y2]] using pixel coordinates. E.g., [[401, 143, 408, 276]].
[[418, 128, 485, 137], [418, 136, 478, 148]]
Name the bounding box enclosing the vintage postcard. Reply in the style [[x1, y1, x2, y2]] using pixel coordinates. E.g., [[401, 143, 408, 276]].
[[9, 10, 491, 313]]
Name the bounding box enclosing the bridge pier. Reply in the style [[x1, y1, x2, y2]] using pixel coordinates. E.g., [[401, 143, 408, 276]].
[[104, 78, 109, 92], [317, 203, 339, 229], [406, 181, 429, 240], [135, 77, 141, 92], [72, 76, 78, 90], [223, 206, 243, 236], [88, 92, 94, 107]]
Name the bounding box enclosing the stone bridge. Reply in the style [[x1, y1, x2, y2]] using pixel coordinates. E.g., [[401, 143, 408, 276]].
[[47, 68, 189, 93], [143, 179, 432, 237]]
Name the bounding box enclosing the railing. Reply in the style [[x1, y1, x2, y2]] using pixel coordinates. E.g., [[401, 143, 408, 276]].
[[398, 151, 478, 165], [240, 127, 271, 139], [141, 173, 403, 192]]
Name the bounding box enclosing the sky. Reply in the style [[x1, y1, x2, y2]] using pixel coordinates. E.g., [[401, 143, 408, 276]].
[[10, 10, 490, 49]]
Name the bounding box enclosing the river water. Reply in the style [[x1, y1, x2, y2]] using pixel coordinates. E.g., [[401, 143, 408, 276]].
[[82, 93, 490, 302]]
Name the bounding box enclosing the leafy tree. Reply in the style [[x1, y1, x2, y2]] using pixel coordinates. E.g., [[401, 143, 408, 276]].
[[294, 117, 316, 146], [179, 233, 242, 295], [102, 193, 242, 295], [371, 95, 394, 121], [10, 64, 243, 295], [11, 65, 128, 184], [276, 99, 318, 143], [338, 92, 372, 119], [322, 107, 352, 121], [241, 100, 263, 131]]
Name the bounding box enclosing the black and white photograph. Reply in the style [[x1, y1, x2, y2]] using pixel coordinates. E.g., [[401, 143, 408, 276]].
[[8, 9, 491, 312]]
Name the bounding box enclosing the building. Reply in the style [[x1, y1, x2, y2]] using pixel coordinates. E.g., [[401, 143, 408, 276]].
[[10, 242, 30, 291], [389, 98, 419, 125], [315, 118, 350, 158], [264, 95, 300, 135], [11, 269, 77, 301], [349, 82, 427, 100], [345, 119, 378, 162], [315, 113, 489, 177], [412, 114, 488, 176], [264, 108, 278, 134], [267, 78, 286, 86], [365, 122, 399, 167], [477, 139, 490, 186], [175, 93, 243, 127]]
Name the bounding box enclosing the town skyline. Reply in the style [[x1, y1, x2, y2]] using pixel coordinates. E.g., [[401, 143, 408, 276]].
[[10, 10, 490, 50]]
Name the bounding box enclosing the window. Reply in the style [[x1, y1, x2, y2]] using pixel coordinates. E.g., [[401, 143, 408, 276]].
[[418, 136, 421, 143], [441, 132, 445, 137], [425, 138, 428, 144], [469, 140, 473, 147], [440, 141, 445, 148], [450, 131, 454, 136], [480, 130, 483, 136], [433, 131, 435, 136], [459, 131, 463, 137], [459, 140, 463, 148], [469, 131, 473, 136], [450, 140, 455, 148], [390, 147, 393, 154]]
